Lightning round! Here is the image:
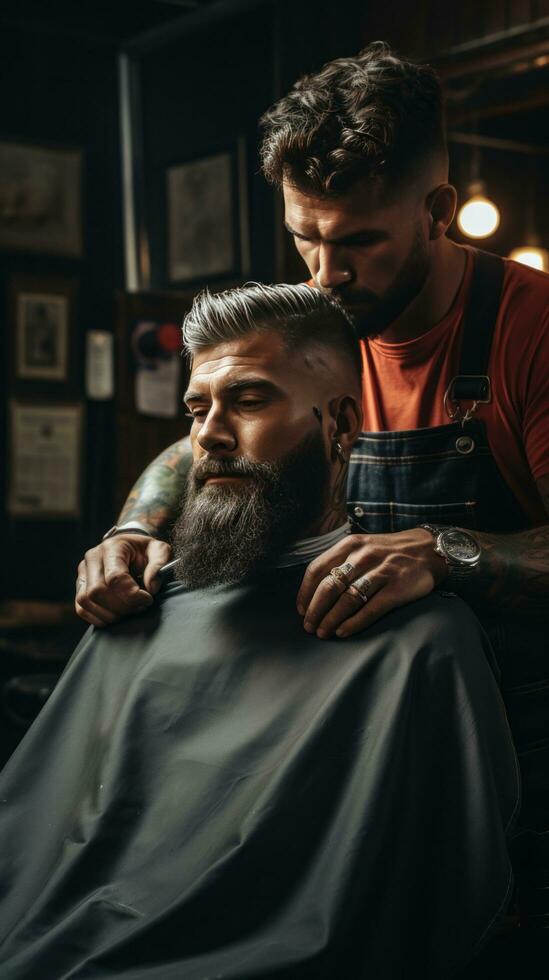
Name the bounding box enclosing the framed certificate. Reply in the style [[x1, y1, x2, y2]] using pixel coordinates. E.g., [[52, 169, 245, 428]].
[[8, 402, 83, 519]]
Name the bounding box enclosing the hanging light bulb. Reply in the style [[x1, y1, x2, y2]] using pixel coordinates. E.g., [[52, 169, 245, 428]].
[[457, 180, 500, 239], [509, 242, 549, 272]]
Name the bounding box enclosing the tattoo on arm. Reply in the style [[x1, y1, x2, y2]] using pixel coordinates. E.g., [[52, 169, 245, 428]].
[[456, 474, 549, 618], [118, 440, 192, 536]]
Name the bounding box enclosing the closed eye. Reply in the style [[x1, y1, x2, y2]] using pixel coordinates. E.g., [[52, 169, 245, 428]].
[[285, 222, 387, 248], [237, 399, 265, 410], [185, 399, 266, 420], [185, 408, 208, 420]]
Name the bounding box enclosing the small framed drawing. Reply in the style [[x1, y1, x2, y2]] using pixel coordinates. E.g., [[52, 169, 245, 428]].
[[11, 277, 77, 387], [0, 140, 82, 257], [166, 141, 250, 285]]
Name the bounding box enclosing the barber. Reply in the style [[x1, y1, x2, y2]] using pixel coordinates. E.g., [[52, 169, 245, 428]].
[[76, 42, 549, 641]]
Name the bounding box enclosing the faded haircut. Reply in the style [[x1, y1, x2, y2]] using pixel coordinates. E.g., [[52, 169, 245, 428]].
[[182, 282, 363, 384], [260, 41, 447, 196]]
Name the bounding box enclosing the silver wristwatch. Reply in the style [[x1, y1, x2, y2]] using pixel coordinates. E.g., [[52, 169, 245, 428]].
[[420, 524, 481, 575]]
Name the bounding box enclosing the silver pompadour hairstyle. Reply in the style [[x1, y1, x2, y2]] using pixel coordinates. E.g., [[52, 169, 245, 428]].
[[181, 282, 362, 380]]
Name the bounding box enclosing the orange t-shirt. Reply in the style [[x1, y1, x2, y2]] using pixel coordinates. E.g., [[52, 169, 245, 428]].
[[358, 249, 549, 526]]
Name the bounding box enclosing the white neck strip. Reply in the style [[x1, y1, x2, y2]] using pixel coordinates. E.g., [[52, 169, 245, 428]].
[[276, 522, 351, 568]]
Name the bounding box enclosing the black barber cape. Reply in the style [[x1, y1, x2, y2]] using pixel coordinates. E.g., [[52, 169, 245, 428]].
[[0, 568, 519, 980]]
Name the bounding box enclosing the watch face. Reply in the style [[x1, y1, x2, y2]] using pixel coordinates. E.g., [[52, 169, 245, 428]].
[[439, 529, 480, 565]]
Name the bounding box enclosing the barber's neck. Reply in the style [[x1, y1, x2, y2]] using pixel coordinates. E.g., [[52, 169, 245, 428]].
[[381, 237, 467, 344]]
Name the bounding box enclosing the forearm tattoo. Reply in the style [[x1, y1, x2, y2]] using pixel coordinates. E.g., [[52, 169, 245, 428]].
[[457, 474, 549, 618], [118, 440, 192, 536]]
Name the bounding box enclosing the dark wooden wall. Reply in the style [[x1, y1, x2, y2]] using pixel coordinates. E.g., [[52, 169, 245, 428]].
[[0, 26, 122, 600], [139, 4, 277, 291]]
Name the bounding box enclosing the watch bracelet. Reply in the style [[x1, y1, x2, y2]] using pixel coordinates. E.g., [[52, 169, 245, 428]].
[[420, 524, 480, 578], [103, 526, 157, 541]]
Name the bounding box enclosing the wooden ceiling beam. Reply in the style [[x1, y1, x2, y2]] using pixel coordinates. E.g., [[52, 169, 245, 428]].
[[449, 90, 549, 125], [433, 29, 549, 81]]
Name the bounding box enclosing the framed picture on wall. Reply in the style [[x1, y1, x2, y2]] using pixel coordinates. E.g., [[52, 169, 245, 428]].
[[0, 140, 83, 257], [8, 401, 83, 519], [10, 277, 78, 390], [166, 140, 250, 285]]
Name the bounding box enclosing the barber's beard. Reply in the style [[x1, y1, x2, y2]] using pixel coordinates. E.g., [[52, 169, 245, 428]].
[[172, 431, 330, 589], [343, 224, 430, 339]]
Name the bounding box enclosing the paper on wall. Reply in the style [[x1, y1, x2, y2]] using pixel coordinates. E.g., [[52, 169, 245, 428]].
[[135, 356, 180, 418], [9, 402, 82, 518], [86, 330, 114, 400]]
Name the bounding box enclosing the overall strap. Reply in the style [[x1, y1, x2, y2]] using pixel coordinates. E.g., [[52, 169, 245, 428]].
[[449, 249, 505, 405]]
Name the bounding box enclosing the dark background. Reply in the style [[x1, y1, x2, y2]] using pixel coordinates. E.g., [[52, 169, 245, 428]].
[[0, 0, 547, 598]]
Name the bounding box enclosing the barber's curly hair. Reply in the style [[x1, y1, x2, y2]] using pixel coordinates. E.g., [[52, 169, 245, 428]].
[[260, 41, 446, 195]]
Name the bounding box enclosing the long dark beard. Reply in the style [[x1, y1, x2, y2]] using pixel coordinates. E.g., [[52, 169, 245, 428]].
[[172, 431, 330, 589]]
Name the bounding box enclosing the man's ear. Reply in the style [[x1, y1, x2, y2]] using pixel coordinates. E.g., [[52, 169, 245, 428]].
[[327, 394, 363, 455], [427, 184, 457, 240]]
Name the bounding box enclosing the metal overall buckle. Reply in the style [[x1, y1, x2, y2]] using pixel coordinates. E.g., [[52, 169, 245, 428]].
[[444, 375, 492, 427]]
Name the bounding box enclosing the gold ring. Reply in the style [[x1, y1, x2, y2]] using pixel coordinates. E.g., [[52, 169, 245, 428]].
[[329, 562, 354, 589]]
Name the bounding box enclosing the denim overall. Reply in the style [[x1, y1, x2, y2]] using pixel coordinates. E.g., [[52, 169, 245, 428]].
[[347, 250, 549, 926]]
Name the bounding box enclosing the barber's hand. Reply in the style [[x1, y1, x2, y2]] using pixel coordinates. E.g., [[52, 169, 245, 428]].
[[297, 528, 449, 639], [75, 535, 172, 627]]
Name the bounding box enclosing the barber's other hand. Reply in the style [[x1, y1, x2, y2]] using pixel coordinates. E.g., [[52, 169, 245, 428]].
[[297, 528, 449, 639], [75, 535, 172, 627]]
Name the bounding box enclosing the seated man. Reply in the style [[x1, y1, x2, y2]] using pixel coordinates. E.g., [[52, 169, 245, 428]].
[[0, 284, 519, 980]]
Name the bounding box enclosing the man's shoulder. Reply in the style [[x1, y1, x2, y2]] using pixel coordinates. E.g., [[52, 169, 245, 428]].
[[500, 254, 549, 322]]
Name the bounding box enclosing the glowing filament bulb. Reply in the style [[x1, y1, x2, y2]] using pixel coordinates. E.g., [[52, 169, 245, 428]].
[[508, 246, 549, 272], [457, 193, 500, 239]]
